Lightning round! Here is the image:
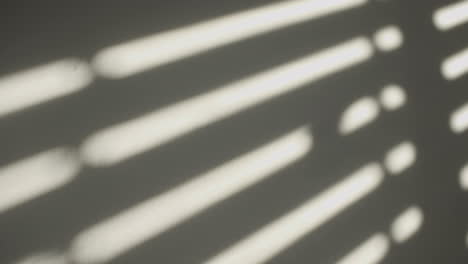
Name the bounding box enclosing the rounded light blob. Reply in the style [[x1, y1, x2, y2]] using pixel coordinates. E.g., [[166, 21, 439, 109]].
[[379, 84, 406, 111], [373, 25, 403, 51]]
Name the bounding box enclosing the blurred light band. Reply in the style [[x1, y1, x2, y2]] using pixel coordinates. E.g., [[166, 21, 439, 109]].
[[390, 206, 423, 243], [93, 0, 368, 78], [337, 234, 389, 264], [459, 164, 468, 190], [81, 37, 373, 167], [205, 163, 384, 264], [0, 148, 81, 213], [450, 102, 468, 133], [71, 128, 312, 264], [441, 46, 468, 80], [0, 59, 93, 118], [339, 97, 380, 134], [384, 141, 416, 175], [433, 0, 468, 31], [14, 251, 68, 264]]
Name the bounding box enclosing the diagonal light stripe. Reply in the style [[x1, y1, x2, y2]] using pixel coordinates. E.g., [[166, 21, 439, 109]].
[[205, 163, 384, 264], [441, 46, 468, 80], [450, 102, 468, 133], [0, 59, 93, 118], [13, 251, 67, 264], [81, 37, 372, 167], [337, 234, 389, 264], [390, 206, 423, 243], [71, 127, 312, 264], [93, 0, 368, 78], [339, 97, 380, 134], [0, 148, 81, 214], [433, 0, 468, 31], [459, 163, 468, 190], [384, 141, 416, 175]]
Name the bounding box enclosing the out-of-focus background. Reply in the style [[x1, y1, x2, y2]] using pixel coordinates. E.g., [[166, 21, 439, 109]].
[[2, 0, 468, 263]]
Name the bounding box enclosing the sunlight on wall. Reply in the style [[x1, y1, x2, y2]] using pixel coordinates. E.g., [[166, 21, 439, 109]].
[[0, 148, 81, 214], [71, 128, 312, 264], [81, 37, 372, 167], [92, 0, 368, 78], [338, 205, 424, 264], [0, 59, 92, 118], [204, 164, 383, 264], [1, 0, 462, 263]]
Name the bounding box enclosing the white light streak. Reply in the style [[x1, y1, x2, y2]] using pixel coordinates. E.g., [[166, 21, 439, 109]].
[[384, 141, 416, 175], [390, 206, 423, 243], [373, 25, 403, 52], [205, 163, 384, 264], [93, 0, 368, 78], [71, 128, 312, 264], [0, 148, 81, 214], [459, 164, 468, 190], [0, 59, 93, 118], [337, 234, 389, 264], [442, 47, 468, 80], [13, 251, 67, 264], [433, 0, 468, 31], [450, 103, 468, 133], [379, 84, 406, 111], [339, 97, 380, 134], [82, 37, 372, 166]]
